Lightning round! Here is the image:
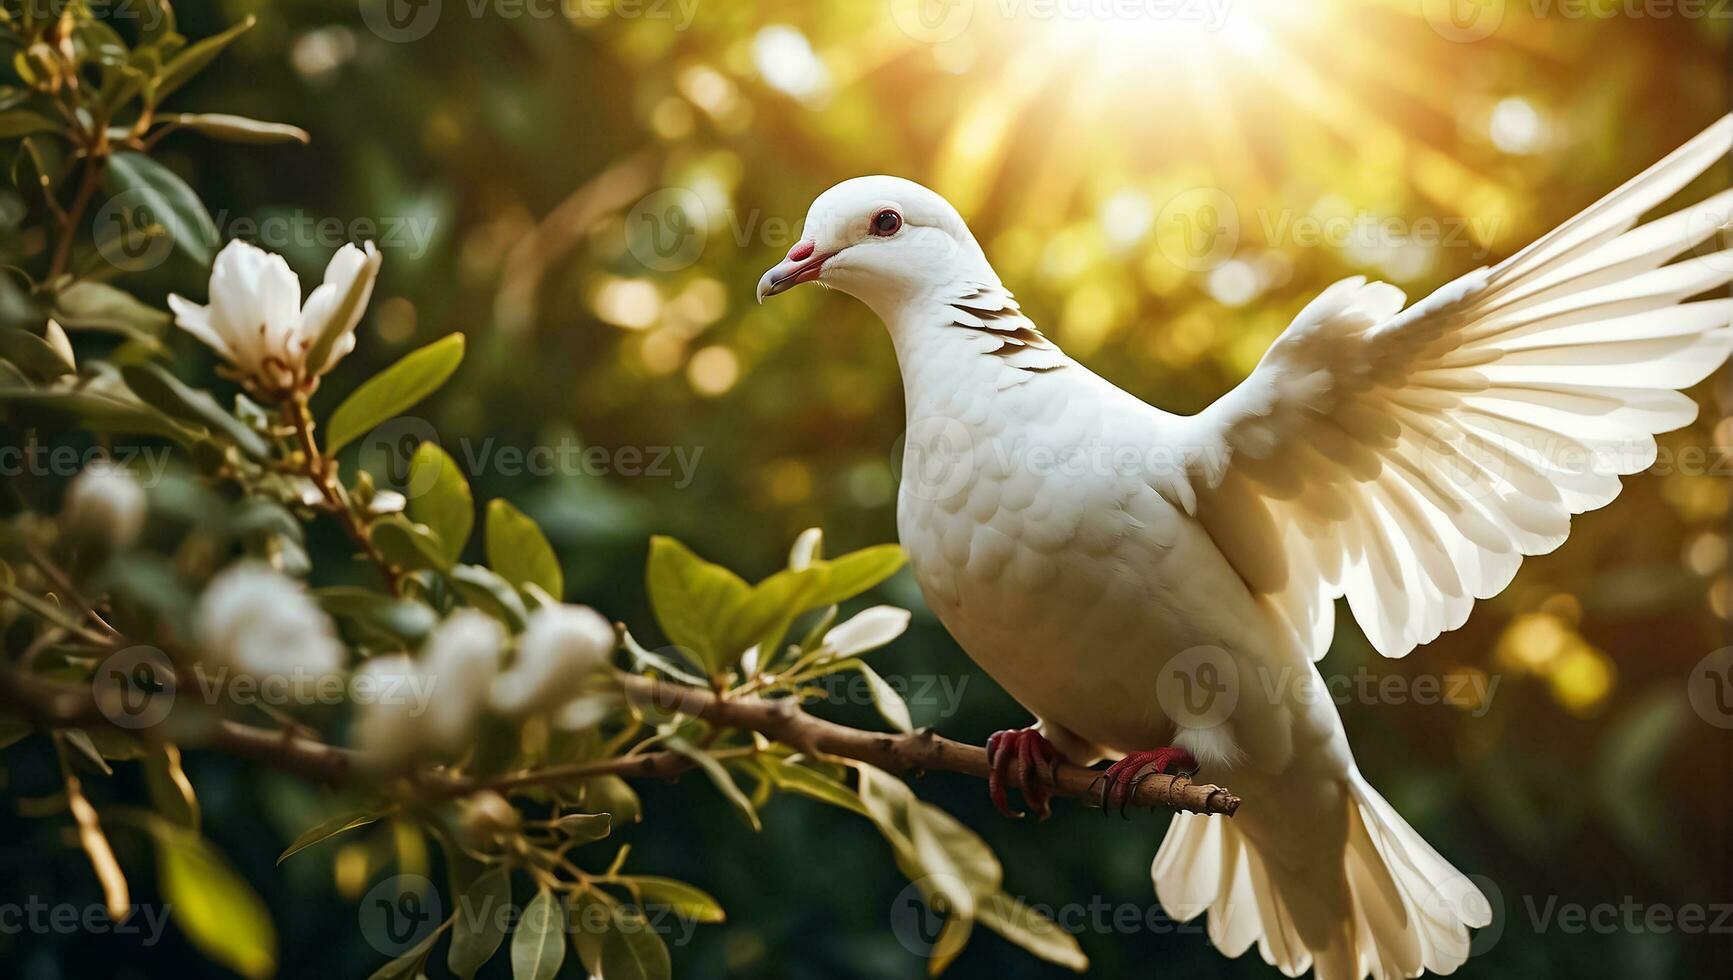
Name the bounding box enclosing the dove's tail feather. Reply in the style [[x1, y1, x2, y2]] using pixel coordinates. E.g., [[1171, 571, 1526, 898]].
[[1153, 772, 1489, 980]]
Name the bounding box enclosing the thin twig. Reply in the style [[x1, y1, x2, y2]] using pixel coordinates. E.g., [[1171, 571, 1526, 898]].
[[0, 666, 1240, 817], [286, 397, 401, 592]]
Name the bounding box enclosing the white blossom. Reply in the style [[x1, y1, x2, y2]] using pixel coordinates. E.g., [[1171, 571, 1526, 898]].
[[823, 605, 910, 657], [168, 239, 380, 398], [491, 604, 614, 717], [417, 610, 505, 752], [788, 527, 823, 571], [351, 655, 422, 769], [62, 462, 145, 549], [194, 563, 345, 680]]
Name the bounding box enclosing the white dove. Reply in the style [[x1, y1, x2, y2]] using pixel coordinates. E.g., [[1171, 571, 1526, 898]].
[[757, 116, 1733, 979]]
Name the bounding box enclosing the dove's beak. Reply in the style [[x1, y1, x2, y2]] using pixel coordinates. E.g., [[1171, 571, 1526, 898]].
[[757, 239, 832, 303]]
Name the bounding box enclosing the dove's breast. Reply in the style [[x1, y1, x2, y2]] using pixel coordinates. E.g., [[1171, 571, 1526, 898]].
[[892, 342, 1300, 761]]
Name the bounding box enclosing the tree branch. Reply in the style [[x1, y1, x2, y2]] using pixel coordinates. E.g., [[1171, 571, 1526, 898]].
[[615, 674, 1240, 817], [0, 667, 1239, 817]]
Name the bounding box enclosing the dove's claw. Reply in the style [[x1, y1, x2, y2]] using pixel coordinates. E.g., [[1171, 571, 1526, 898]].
[[986, 727, 1063, 821], [1099, 747, 1198, 815]]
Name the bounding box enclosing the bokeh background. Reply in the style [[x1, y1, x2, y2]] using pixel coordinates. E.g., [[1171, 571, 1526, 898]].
[[4, 0, 1732, 977]]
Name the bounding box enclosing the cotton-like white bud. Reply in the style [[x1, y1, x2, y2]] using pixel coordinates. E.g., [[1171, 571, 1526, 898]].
[[351, 655, 423, 769], [490, 604, 614, 717], [62, 462, 146, 550], [195, 564, 345, 680], [823, 605, 911, 657], [417, 610, 505, 752]]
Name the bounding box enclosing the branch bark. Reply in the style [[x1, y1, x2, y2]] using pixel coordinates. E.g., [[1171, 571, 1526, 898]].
[[615, 674, 1240, 817], [0, 667, 1240, 817]]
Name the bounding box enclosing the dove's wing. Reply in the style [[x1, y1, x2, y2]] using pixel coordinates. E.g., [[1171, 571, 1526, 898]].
[[1164, 115, 1733, 659]]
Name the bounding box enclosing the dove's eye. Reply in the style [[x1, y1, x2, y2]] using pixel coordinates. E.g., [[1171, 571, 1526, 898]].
[[870, 209, 903, 237]]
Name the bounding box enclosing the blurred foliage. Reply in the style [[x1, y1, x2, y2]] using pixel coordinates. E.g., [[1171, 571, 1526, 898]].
[[3, 0, 1731, 978]]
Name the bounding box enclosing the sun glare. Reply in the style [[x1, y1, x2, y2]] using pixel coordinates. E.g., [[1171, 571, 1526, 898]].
[[1032, 0, 1294, 68]]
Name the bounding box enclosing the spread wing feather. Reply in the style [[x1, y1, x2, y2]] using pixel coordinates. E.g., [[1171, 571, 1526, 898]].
[[1164, 115, 1733, 659]]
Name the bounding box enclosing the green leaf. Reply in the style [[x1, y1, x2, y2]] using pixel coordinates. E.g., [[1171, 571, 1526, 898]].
[[667, 737, 759, 831], [102, 151, 219, 265], [855, 764, 1003, 973], [150, 16, 254, 106], [486, 499, 562, 599], [601, 906, 671, 980], [62, 729, 114, 774], [52, 280, 170, 341], [510, 887, 566, 980], [717, 566, 823, 669], [448, 865, 512, 979], [366, 919, 449, 980], [408, 443, 473, 564], [277, 810, 385, 864], [567, 892, 608, 978], [620, 627, 707, 686], [645, 536, 749, 674], [628, 877, 724, 924], [325, 333, 465, 455], [811, 544, 906, 606], [579, 776, 641, 826], [979, 892, 1089, 972], [163, 113, 309, 145], [0, 110, 60, 138], [120, 362, 270, 459], [450, 564, 528, 630], [833, 659, 913, 733], [552, 812, 612, 845], [143, 747, 200, 830], [0, 327, 74, 381], [314, 587, 437, 643], [146, 818, 278, 980], [371, 515, 450, 573], [761, 756, 872, 817]]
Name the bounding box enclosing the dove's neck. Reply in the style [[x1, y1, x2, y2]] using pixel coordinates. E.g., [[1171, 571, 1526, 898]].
[[862, 268, 1074, 423]]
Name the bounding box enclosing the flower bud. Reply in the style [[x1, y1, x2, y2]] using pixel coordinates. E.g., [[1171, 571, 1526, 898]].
[[417, 610, 504, 753], [195, 564, 345, 681], [351, 655, 422, 770], [62, 462, 146, 550], [490, 604, 614, 717], [458, 791, 520, 850]]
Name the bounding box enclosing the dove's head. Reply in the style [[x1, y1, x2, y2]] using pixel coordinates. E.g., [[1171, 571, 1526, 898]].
[[757, 176, 991, 313]]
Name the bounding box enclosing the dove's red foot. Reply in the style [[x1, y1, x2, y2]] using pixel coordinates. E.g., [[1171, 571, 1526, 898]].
[[986, 728, 1065, 820], [1096, 747, 1199, 817]]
